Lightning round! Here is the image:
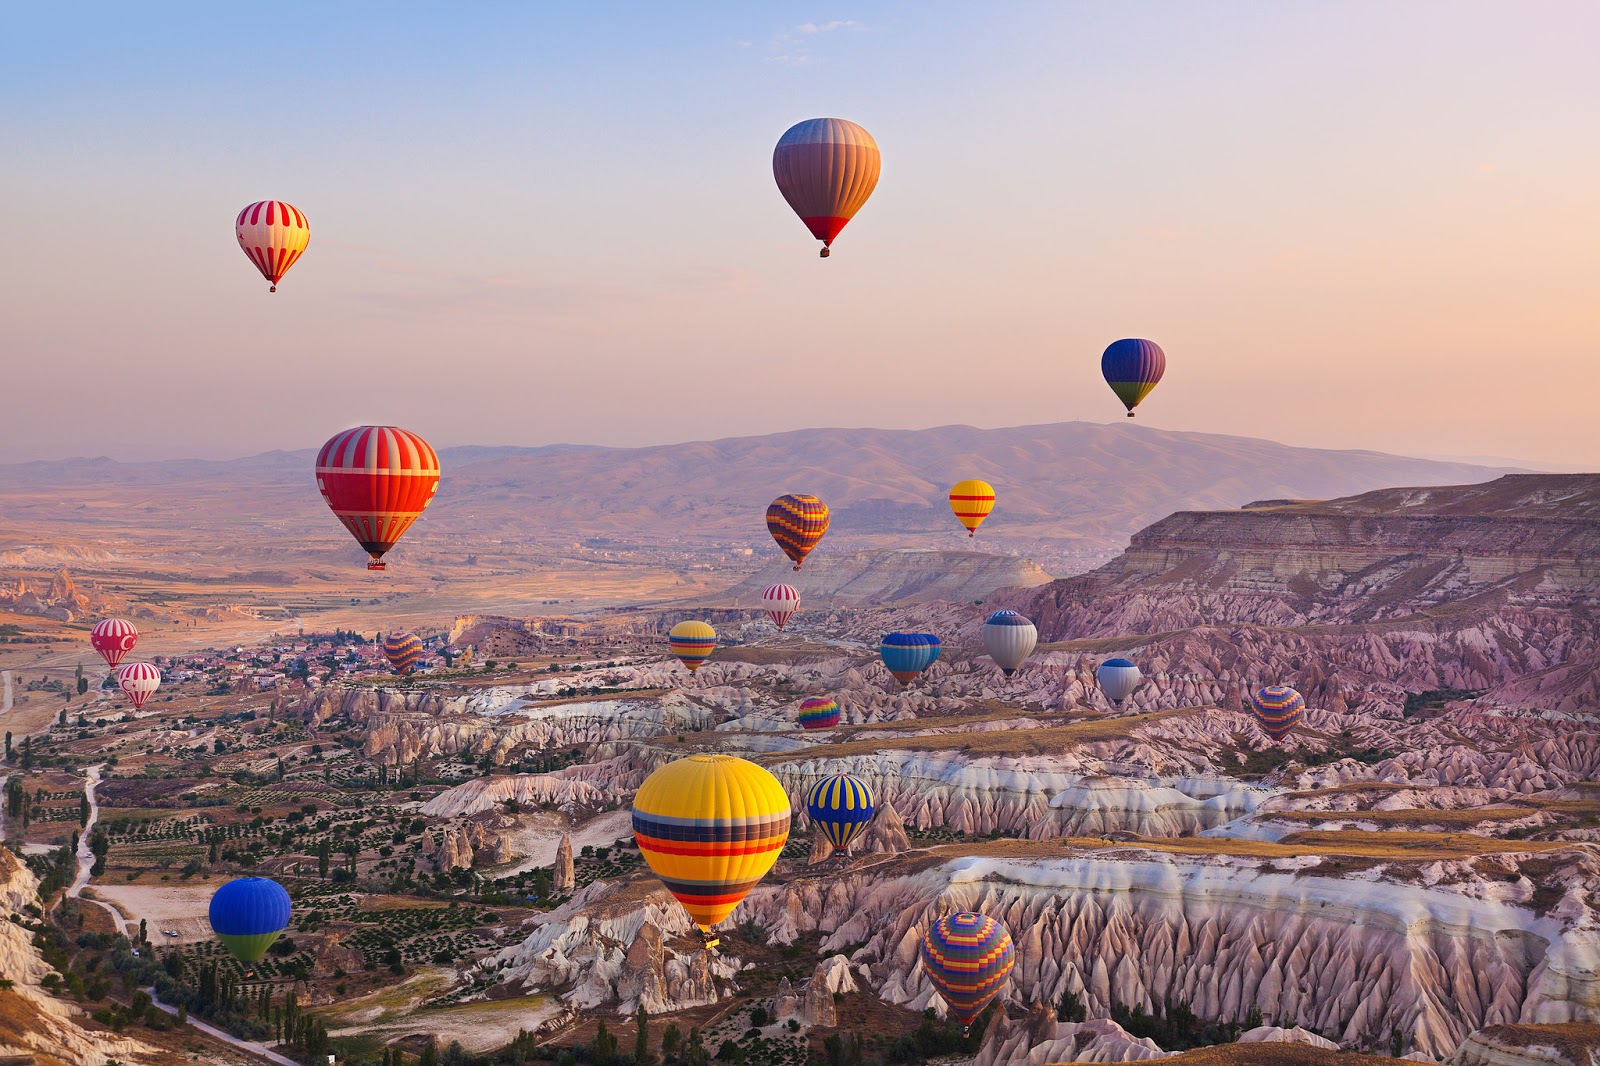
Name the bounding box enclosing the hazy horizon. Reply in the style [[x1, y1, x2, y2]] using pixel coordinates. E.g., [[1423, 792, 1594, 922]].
[[4, 2, 1597, 466]]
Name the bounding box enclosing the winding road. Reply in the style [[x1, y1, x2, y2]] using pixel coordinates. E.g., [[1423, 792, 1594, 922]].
[[146, 989, 303, 1066]]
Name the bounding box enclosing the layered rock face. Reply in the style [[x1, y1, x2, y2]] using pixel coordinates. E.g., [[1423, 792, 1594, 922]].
[[707, 548, 1052, 609], [1012, 474, 1600, 714]]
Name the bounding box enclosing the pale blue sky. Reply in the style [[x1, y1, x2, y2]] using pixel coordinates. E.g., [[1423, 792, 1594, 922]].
[[3, 2, 1596, 464]]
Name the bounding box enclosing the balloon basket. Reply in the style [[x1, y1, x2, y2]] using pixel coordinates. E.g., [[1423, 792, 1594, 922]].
[[367, 562, 386, 571]]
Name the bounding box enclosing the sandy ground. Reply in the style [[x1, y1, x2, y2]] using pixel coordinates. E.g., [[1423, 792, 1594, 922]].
[[92, 881, 223, 944], [496, 807, 634, 877], [325, 971, 564, 1051]]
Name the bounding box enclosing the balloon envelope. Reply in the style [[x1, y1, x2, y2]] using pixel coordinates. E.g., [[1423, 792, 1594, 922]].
[[316, 426, 441, 570], [116, 662, 160, 710], [236, 201, 309, 292], [949, 480, 996, 537], [1250, 685, 1306, 741], [920, 912, 1016, 1028], [669, 621, 717, 673], [761, 583, 801, 629], [981, 610, 1037, 676], [773, 118, 881, 256], [796, 696, 841, 730], [209, 877, 292, 962], [1101, 338, 1166, 417], [383, 632, 424, 674], [632, 754, 790, 933], [806, 773, 875, 850], [880, 633, 941, 686], [90, 619, 138, 669], [766, 494, 830, 570], [1097, 658, 1143, 703]]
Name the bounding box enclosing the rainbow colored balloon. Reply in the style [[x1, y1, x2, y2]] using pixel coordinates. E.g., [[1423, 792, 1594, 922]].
[[880, 633, 942, 686], [766, 494, 830, 570], [1250, 684, 1306, 741], [806, 773, 875, 850], [382, 632, 424, 674], [796, 696, 841, 730], [669, 620, 717, 673], [1101, 338, 1166, 417], [920, 912, 1015, 1031]]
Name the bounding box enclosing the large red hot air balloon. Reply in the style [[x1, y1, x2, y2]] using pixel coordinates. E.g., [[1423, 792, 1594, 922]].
[[236, 201, 310, 293], [315, 427, 441, 570], [773, 118, 881, 257], [90, 619, 138, 669]]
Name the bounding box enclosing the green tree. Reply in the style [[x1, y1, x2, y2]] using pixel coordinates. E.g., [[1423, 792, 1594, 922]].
[[79, 793, 90, 827], [317, 838, 332, 879], [592, 1020, 618, 1062], [419, 1039, 438, 1066], [660, 1022, 681, 1060], [76, 663, 88, 695], [635, 1004, 650, 1064]]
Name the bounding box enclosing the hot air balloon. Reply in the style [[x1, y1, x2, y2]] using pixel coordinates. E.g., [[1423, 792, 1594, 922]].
[[948, 480, 996, 538], [236, 201, 310, 292], [806, 773, 875, 851], [1101, 338, 1166, 417], [315, 426, 441, 570], [1250, 684, 1306, 742], [766, 494, 829, 570], [632, 754, 790, 947], [981, 610, 1037, 677], [208, 877, 292, 963], [90, 619, 138, 669], [116, 662, 160, 710], [761, 583, 800, 630], [1097, 658, 1142, 704], [773, 118, 881, 257], [880, 633, 941, 686], [920, 912, 1016, 1034], [669, 621, 717, 673], [796, 696, 841, 730], [383, 632, 424, 674]]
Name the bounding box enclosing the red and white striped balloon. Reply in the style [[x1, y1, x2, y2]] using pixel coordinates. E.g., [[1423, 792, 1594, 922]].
[[90, 618, 139, 669], [761, 583, 800, 630], [117, 662, 161, 710], [236, 201, 310, 292]]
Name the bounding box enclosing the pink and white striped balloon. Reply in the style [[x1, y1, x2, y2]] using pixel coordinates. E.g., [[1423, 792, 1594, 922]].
[[236, 201, 310, 292], [117, 661, 161, 710], [90, 618, 139, 669], [761, 583, 800, 630]]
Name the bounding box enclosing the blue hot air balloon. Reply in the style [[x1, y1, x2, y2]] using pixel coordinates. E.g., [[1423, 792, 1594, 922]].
[[880, 633, 942, 686], [806, 773, 876, 850], [1101, 338, 1166, 417], [1097, 658, 1143, 704], [208, 877, 292, 962]]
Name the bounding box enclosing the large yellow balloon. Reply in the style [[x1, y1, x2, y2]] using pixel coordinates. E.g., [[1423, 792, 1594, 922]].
[[948, 480, 996, 537], [631, 755, 791, 934]]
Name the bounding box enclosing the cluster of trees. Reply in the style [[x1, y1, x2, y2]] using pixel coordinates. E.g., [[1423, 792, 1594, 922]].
[[1109, 997, 1263, 1052]]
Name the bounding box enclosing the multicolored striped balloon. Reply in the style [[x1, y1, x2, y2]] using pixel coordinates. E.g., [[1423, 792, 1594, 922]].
[[315, 426, 441, 571], [880, 633, 942, 686], [669, 620, 717, 673], [806, 773, 875, 850], [761, 583, 801, 629], [1097, 658, 1142, 704], [766, 494, 830, 570], [773, 118, 881, 257], [948, 480, 996, 538], [981, 610, 1036, 677], [796, 696, 841, 730], [1101, 338, 1166, 417], [383, 632, 425, 674], [1250, 684, 1306, 741], [632, 754, 790, 934], [209, 877, 291, 963], [116, 661, 161, 710], [90, 618, 138, 669], [236, 201, 309, 292], [920, 912, 1016, 1030]]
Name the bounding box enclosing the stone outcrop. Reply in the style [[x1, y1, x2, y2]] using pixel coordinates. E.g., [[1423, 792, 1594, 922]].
[[800, 956, 857, 1028], [974, 1014, 1166, 1064], [554, 833, 575, 894], [1450, 1023, 1600, 1065], [863, 802, 911, 855]]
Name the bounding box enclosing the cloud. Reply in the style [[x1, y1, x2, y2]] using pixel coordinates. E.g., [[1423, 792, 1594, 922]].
[[796, 19, 861, 34], [764, 17, 865, 65]]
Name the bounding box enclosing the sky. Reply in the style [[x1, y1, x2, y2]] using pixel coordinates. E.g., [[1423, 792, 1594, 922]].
[[3, 2, 1597, 466]]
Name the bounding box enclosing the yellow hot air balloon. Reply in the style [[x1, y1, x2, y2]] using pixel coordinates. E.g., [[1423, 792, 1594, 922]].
[[669, 620, 717, 673], [632, 754, 791, 947], [948, 480, 995, 538]]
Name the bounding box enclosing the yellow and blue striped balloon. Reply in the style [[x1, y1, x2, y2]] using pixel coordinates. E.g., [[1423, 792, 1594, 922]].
[[805, 773, 875, 850], [669, 620, 717, 673]]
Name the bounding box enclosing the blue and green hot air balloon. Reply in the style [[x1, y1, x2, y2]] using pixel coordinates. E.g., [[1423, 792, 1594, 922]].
[[806, 773, 875, 850], [208, 877, 291, 963], [1101, 338, 1166, 417], [880, 633, 942, 686]]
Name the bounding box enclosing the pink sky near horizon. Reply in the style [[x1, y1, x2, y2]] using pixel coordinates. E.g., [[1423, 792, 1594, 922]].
[[1, 3, 1596, 467]]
